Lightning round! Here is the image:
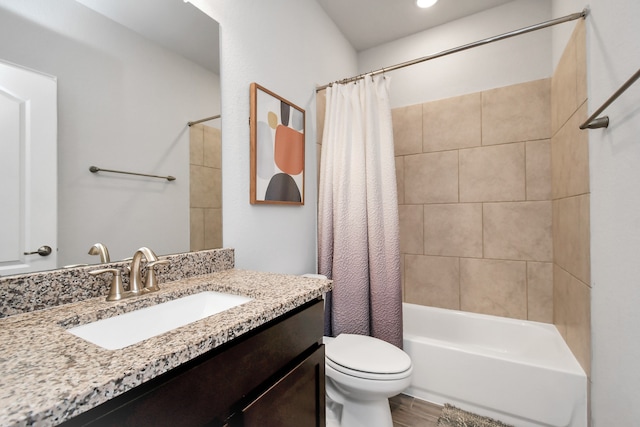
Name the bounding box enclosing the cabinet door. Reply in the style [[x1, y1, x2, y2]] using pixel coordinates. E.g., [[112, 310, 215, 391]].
[[238, 346, 325, 427]]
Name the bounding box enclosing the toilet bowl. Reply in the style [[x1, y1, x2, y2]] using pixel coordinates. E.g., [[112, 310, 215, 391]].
[[300, 274, 411, 426], [323, 334, 412, 427]]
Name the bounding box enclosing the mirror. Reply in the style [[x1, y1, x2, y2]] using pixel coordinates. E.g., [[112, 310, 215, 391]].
[[0, 0, 221, 275]]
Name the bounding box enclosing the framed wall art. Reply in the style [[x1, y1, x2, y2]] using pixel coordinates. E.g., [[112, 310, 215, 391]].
[[250, 83, 305, 205]]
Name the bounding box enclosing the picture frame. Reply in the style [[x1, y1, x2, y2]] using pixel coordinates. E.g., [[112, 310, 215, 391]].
[[250, 83, 305, 205]]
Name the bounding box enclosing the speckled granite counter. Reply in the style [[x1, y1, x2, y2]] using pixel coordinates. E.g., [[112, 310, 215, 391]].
[[0, 269, 332, 427]]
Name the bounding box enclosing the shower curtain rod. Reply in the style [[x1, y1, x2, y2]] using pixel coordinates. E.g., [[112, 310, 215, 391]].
[[316, 9, 589, 92], [188, 114, 221, 127]]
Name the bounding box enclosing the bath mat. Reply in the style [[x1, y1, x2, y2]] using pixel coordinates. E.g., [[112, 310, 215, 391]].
[[437, 404, 514, 427]]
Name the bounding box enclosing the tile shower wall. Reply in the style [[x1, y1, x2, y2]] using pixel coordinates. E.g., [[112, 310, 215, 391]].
[[551, 20, 590, 375], [315, 21, 589, 375], [395, 78, 553, 322], [190, 124, 223, 251]]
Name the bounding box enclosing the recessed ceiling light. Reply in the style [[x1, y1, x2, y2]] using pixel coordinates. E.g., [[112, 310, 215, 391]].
[[417, 0, 438, 8]]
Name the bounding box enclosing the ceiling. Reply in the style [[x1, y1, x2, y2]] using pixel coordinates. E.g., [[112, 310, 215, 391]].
[[73, 0, 516, 74], [316, 0, 515, 51], [75, 0, 220, 73]]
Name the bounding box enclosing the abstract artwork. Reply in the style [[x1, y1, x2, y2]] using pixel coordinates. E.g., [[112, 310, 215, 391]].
[[250, 83, 305, 205]]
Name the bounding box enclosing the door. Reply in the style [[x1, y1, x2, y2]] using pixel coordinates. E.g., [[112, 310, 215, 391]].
[[0, 60, 57, 275]]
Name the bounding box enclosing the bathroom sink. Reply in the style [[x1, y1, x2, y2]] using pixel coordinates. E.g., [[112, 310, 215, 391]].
[[67, 291, 253, 350]]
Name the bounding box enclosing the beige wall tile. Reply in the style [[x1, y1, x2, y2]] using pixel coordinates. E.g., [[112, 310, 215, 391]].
[[396, 156, 404, 205], [551, 20, 590, 373], [459, 143, 525, 202], [551, 31, 577, 134], [484, 201, 552, 262], [574, 20, 587, 106], [482, 79, 551, 145], [551, 200, 560, 272], [552, 198, 559, 265], [460, 258, 527, 319], [212, 167, 222, 209], [526, 139, 551, 201], [393, 104, 423, 155], [317, 89, 326, 144], [566, 274, 591, 375], [189, 124, 204, 166], [405, 151, 458, 204], [190, 207, 204, 252], [527, 262, 553, 323], [204, 208, 222, 249], [553, 195, 591, 285], [190, 165, 221, 209], [405, 255, 460, 310], [400, 254, 405, 299], [555, 263, 591, 374], [203, 125, 222, 169], [399, 205, 424, 254], [423, 93, 481, 152], [424, 203, 482, 258], [551, 103, 589, 199], [553, 264, 570, 339], [191, 124, 221, 250]]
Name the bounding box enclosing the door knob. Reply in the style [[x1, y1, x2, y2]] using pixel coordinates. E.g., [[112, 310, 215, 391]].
[[24, 245, 53, 256]]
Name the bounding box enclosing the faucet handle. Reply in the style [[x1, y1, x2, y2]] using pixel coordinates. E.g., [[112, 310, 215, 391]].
[[144, 259, 170, 292], [89, 268, 125, 301]]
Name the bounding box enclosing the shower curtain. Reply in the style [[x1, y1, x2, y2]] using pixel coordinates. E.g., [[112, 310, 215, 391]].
[[318, 75, 403, 348]]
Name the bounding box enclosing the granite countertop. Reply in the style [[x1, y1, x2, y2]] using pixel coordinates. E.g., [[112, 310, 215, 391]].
[[0, 269, 332, 427]]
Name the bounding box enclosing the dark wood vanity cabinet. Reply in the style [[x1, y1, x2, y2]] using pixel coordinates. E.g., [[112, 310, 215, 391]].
[[61, 299, 325, 427], [232, 345, 325, 427]]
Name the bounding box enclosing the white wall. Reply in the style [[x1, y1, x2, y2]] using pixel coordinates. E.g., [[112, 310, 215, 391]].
[[552, 0, 640, 425], [192, 0, 357, 274], [193, 0, 640, 424], [0, 0, 220, 266], [358, 0, 553, 108]]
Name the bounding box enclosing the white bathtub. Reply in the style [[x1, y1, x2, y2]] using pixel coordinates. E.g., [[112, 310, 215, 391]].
[[402, 303, 587, 427]]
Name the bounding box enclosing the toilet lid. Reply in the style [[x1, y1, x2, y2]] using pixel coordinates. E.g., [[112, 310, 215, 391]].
[[325, 334, 412, 375]]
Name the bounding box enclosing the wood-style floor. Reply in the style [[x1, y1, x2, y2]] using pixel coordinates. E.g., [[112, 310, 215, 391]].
[[390, 394, 443, 427]]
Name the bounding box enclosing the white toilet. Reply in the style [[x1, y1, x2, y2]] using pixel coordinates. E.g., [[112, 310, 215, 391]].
[[301, 274, 412, 426], [323, 334, 413, 427]]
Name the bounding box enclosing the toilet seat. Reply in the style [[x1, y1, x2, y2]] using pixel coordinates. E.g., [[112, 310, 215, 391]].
[[325, 334, 412, 381], [326, 357, 412, 381]]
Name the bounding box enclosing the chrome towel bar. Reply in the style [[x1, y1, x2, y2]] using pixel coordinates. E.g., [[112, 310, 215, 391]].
[[580, 67, 640, 130], [89, 166, 176, 181], [188, 114, 221, 127]]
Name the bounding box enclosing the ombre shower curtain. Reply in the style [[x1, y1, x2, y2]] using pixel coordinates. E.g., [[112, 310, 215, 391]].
[[318, 75, 403, 348]]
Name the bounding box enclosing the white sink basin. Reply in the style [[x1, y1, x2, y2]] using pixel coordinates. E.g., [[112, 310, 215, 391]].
[[67, 291, 253, 350]]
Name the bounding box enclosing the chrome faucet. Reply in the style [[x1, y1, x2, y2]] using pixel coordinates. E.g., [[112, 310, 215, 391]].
[[88, 243, 110, 263], [129, 247, 169, 294], [90, 247, 169, 301]]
